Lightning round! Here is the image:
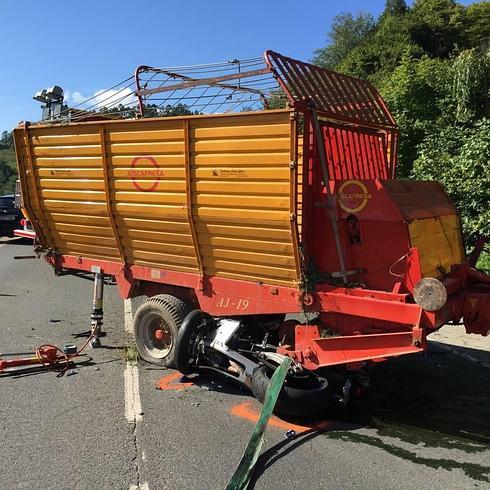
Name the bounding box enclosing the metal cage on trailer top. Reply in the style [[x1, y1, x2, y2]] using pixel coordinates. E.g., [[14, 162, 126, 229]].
[[14, 50, 490, 417]]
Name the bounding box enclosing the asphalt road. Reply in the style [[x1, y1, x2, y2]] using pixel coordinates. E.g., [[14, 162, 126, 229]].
[[1, 236, 489, 489]]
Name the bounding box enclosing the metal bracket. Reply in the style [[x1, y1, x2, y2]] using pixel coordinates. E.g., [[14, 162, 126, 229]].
[[310, 103, 348, 284]]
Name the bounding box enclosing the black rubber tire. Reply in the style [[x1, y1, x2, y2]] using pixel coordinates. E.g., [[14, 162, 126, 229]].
[[175, 310, 214, 375], [251, 366, 331, 418], [133, 295, 192, 367]]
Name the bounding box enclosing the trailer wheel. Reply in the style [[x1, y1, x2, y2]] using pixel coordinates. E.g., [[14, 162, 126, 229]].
[[133, 295, 192, 367], [251, 366, 331, 418]]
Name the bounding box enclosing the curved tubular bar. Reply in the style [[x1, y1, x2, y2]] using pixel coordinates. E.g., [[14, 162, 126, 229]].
[[263, 49, 295, 106], [134, 65, 152, 117]]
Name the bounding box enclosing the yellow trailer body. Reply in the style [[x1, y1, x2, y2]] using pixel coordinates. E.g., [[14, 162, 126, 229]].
[[14, 109, 300, 287]]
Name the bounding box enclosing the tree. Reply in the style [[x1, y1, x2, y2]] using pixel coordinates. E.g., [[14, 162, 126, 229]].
[[412, 119, 490, 241], [0, 158, 17, 194], [98, 102, 196, 119], [463, 2, 490, 49], [380, 52, 450, 176], [313, 13, 375, 69], [408, 0, 466, 58], [98, 104, 138, 119], [384, 0, 408, 16], [338, 15, 421, 81], [0, 131, 13, 150], [263, 89, 288, 110], [451, 48, 490, 122], [0, 130, 17, 194], [158, 103, 196, 117]]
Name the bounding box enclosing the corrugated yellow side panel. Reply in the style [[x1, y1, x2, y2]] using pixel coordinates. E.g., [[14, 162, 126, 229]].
[[106, 119, 196, 272], [17, 125, 121, 261], [189, 112, 298, 285], [16, 110, 299, 286], [408, 214, 465, 278]]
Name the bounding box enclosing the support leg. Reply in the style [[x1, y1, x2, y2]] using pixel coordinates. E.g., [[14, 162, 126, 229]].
[[91, 267, 105, 348]]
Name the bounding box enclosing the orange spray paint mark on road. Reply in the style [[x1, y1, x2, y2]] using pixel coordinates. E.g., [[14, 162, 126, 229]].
[[230, 400, 330, 433], [156, 371, 194, 391]]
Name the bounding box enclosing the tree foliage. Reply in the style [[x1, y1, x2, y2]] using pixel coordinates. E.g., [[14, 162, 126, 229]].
[[0, 131, 16, 195], [98, 102, 197, 118], [313, 13, 375, 69], [413, 119, 489, 239], [384, 0, 408, 16], [0, 159, 16, 195], [0, 131, 13, 150], [313, 0, 490, 249], [264, 89, 288, 110]]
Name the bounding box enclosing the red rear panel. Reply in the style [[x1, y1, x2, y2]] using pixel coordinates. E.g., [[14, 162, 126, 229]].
[[322, 123, 390, 180]]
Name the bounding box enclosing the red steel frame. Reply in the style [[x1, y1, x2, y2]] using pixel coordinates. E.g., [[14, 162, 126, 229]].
[[52, 250, 481, 369], [50, 250, 431, 370]]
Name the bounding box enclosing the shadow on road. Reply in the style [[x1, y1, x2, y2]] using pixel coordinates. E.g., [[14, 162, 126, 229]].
[[340, 347, 490, 447], [248, 428, 328, 488], [430, 340, 490, 366], [249, 347, 490, 485]]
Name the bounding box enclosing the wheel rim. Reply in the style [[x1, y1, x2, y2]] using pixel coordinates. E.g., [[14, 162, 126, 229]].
[[140, 312, 173, 359]]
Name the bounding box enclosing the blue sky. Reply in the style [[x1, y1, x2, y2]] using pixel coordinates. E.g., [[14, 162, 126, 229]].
[[1, 0, 400, 131]]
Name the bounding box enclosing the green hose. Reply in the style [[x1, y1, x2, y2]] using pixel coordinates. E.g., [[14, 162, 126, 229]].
[[226, 357, 293, 490]]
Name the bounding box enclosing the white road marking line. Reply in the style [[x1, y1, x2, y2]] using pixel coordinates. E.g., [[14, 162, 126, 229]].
[[129, 482, 149, 490], [124, 362, 143, 423], [124, 298, 133, 334]]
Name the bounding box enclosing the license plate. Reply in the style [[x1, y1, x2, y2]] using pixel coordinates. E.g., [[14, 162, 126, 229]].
[[0, 215, 16, 221]]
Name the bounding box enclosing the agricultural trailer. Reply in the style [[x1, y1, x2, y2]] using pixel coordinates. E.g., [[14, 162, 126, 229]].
[[13, 51, 490, 417]]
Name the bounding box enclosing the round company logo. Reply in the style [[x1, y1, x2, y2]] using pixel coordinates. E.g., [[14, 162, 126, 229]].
[[336, 179, 372, 213], [129, 156, 163, 192]]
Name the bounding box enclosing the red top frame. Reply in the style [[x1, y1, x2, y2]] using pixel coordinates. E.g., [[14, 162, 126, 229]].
[[264, 50, 397, 130]]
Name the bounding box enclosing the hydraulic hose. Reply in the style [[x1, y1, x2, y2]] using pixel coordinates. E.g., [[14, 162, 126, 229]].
[[227, 357, 293, 490]]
